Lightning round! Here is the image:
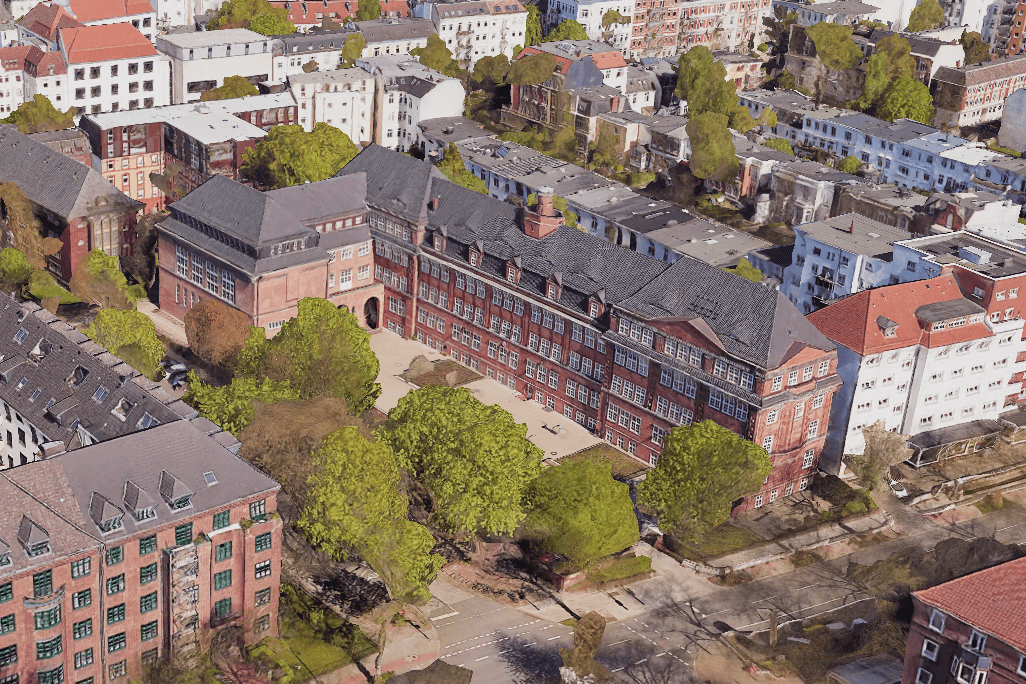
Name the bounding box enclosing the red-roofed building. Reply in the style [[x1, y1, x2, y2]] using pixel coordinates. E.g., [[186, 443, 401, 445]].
[[16, 3, 84, 50], [901, 557, 1026, 684], [807, 273, 1025, 473], [23, 48, 69, 111], [0, 46, 32, 116], [268, 0, 411, 28], [57, 22, 170, 114]]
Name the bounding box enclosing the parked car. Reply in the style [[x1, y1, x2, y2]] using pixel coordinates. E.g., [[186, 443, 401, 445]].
[[887, 479, 908, 498]]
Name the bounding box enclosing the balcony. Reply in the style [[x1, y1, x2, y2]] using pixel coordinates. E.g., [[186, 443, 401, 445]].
[[815, 273, 837, 288]]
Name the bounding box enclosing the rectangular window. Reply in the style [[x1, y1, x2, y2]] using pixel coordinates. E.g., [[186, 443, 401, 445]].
[[921, 638, 939, 661], [255, 560, 272, 579], [0, 583, 10, 604], [212, 510, 230, 530], [105, 546, 123, 566], [71, 558, 90, 578], [250, 500, 266, 521], [34, 571, 52, 598], [139, 535, 156, 555], [255, 532, 272, 552], [807, 420, 819, 438], [73, 619, 91, 640], [916, 669, 933, 684], [107, 604, 125, 625], [255, 588, 272, 607], [107, 633, 126, 653], [140, 592, 157, 613], [106, 575, 124, 596], [928, 609, 945, 633], [72, 590, 91, 610], [0, 614, 12, 635], [215, 542, 232, 562], [214, 598, 232, 618], [75, 647, 93, 670], [110, 660, 127, 679], [0, 645, 15, 666], [34, 606, 61, 630], [140, 621, 158, 642], [175, 523, 193, 547], [37, 634, 62, 659], [140, 563, 158, 585], [214, 570, 232, 590]]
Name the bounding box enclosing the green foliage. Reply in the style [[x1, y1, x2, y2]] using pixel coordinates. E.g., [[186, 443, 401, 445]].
[[436, 142, 487, 194], [675, 46, 737, 118], [761, 7, 798, 52], [68, 248, 142, 309], [243, 123, 359, 189], [183, 372, 299, 435], [1, 94, 76, 134], [237, 297, 381, 412], [877, 74, 934, 123], [85, 309, 164, 378], [960, 29, 990, 65], [200, 75, 259, 101], [637, 420, 772, 541], [525, 5, 542, 46], [544, 19, 588, 42], [762, 137, 794, 156], [837, 155, 862, 174], [299, 427, 443, 605], [338, 34, 366, 69], [774, 70, 798, 91], [382, 386, 544, 537], [472, 54, 510, 85], [0, 248, 32, 286], [757, 42, 769, 52], [686, 112, 739, 182], [409, 34, 465, 78], [805, 22, 862, 70], [587, 555, 651, 584], [27, 269, 80, 304], [906, 0, 944, 32], [0, 183, 45, 269], [723, 258, 764, 282], [602, 9, 629, 26], [506, 51, 558, 85], [208, 0, 295, 32], [355, 0, 382, 21], [524, 461, 639, 570], [856, 34, 916, 112]]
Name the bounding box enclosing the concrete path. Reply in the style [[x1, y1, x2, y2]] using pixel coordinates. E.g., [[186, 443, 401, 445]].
[[137, 298, 188, 346]]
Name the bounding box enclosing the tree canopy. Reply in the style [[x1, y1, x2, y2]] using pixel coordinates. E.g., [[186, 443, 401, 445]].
[[248, 11, 297, 35], [805, 22, 862, 70], [242, 123, 359, 189], [856, 33, 916, 113], [437, 142, 488, 194], [906, 0, 945, 32], [723, 258, 764, 282], [236, 297, 381, 412], [184, 299, 252, 367], [183, 373, 300, 436], [338, 34, 366, 69], [0, 183, 45, 269], [960, 30, 990, 65], [544, 19, 588, 42], [674, 46, 737, 118], [68, 249, 145, 310], [761, 7, 799, 53], [200, 75, 259, 101], [85, 309, 164, 379], [1, 95, 76, 134], [355, 0, 382, 21], [602, 9, 629, 26], [525, 5, 542, 46], [844, 421, 911, 490], [637, 420, 772, 540], [686, 112, 739, 182], [409, 34, 465, 79], [837, 155, 862, 174], [507, 51, 558, 85], [877, 74, 934, 124], [382, 386, 544, 537], [524, 461, 639, 569], [208, 0, 295, 33], [472, 54, 511, 86], [762, 137, 795, 156], [0, 248, 32, 288]]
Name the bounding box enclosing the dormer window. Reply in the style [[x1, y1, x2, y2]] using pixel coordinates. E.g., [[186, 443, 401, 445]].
[[137, 412, 160, 429], [159, 470, 194, 512], [67, 366, 88, 387], [89, 492, 124, 534], [18, 516, 50, 557], [124, 480, 156, 522], [933, 321, 947, 331], [507, 267, 517, 283], [434, 235, 444, 251], [589, 301, 600, 317], [470, 251, 479, 267], [111, 398, 135, 421], [547, 283, 558, 300]]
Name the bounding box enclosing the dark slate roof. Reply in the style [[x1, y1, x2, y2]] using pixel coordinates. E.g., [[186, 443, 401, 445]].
[[0, 124, 141, 220], [390, 75, 441, 98], [265, 173, 367, 225], [356, 17, 435, 42], [914, 298, 986, 323], [0, 293, 190, 452], [336, 143, 445, 225], [933, 54, 1026, 87], [616, 257, 836, 369]]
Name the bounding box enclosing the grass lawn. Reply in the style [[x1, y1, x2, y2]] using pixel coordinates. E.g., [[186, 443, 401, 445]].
[[587, 555, 652, 584], [406, 360, 480, 387], [676, 524, 762, 562], [260, 617, 376, 681], [562, 443, 648, 479]]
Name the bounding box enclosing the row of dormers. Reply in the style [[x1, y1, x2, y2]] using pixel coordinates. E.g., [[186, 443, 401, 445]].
[[88, 470, 196, 535]]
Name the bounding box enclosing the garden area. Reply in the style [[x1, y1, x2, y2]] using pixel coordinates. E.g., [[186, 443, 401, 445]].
[[560, 443, 648, 480], [400, 356, 480, 388]]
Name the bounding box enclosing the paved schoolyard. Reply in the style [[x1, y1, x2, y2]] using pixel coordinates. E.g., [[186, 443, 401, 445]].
[[370, 330, 602, 460]]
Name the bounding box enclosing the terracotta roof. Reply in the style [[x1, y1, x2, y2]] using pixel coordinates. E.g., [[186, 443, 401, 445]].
[[933, 54, 1026, 88], [0, 46, 34, 70], [65, 0, 152, 22], [591, 50, 627, 70], [27, 48, 67, 75], [18, 2, 83, 42], [517, 46, 572, 74], [59, 22, 157, 63], [915, 556, 1026, 654], [806, 274, 990, 356], [270, 0, 410, 25]]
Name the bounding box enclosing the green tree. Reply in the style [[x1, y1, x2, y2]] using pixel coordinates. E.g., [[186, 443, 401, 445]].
[[524, 461, 639, 570], [1, 94, 76, 134], [844, 421, 911, 491], [68, 249, 145, 309], [247, 11, 296, 35], [85, 309, 164, 379], [762, 137, 795, 156], [728, 105, 776, 134], [506, 51, 558, 85], [200, 75, 259, 101], [237, 297, 381, 412], [774, 70, 798, 91], [436, 142, 487, 194], [208, 0, 295, 32], [242, 123, 359, 189], [27, 269, 80, 311], [686, 112, 738, 182], [0, 183, 45, 268], [355, 0, 382, 21], [723, 258, 763, 282], [762, 7, 798, 53], [602, 9, 628, 25], [837, 155, 862, 174], [338, 34, 366, 69], [0, 248, 32, 287], [183, 373, 300, 435], [637, 420, 772, 541], [472, 54, 510, 85], [382, 386, 544, 537], [409, 34, 465, 78], [877, 74, 934, 123], [544, 19, 588, 42], [184, 299, 252, 367], [960, 29, 990, 65], [856, 33, 916, 112], [906, 0, 944, 32], [525, 5, 542, 46], [674, 46, 737, 118], [805, 22, 862, 70]]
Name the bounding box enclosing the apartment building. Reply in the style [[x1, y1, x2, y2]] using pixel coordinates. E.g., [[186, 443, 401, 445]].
[[931, 54, 1026, 129], [901, 557, 1026, 684], [23, 48, 68, 111], [17, 3, 83, 50], [156, 174, 381, 332], [290, 69, 374, 141], [62, 0, 157, 41], [630, 0, 678, 58], [337, 143, 841, 510], [0, 46, 30, 115], [766, 160, 866, 227], [269, 0, 411, 28], [675, 0, 772, 55], [156, 29, 273, 105], [270, 29, 359, 82], [429, 0, 528, 68], [543, 0, 634, 56], [357, 17, 435, 57], [866, 29, 966, 87], [775, 0, 884, 26]]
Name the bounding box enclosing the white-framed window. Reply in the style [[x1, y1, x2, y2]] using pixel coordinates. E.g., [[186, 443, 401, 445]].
[[817, 360, 829, 377], [968, 631, 987, 653], [813, 393, 824, 409], [807, 419, 819, 438], [1017, 655, 1026, 677], [788, 369, 798, 386], [928, 609, 945, 633], [916, 668, 933, 684], [802, 449, 815, 469], [762, 435, 773, 452], [772, 376, 782, 391], [921, 638, 939, 662], [754, 493, 764, 508], [803, 366, 813, 382], [766, 410, 778, 425]]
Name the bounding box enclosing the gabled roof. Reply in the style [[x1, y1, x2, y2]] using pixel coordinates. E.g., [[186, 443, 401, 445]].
[[60, 22, 157, 63], [65, 0, 153, 22], [933, 54, 1026, 88], [26, 48, 68, 76], [915, 556, 1026, 654], [18, 2, 83, 43], [265, 174, 368, 227], [17, 515, 48, 550], [335, 142, 444, 226]]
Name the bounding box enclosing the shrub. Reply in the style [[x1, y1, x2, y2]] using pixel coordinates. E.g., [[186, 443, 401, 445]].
[[587, 555, 652, 584]]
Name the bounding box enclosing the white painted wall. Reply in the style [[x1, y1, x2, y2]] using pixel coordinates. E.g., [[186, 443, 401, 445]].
[[65, 54, 171, 114]]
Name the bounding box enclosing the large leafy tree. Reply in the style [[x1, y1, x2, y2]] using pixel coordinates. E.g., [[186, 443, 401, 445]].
[[68, 249, 145, 309], [436, 142, 487, 194], [1, 95, 76, 134], [184, 299, 252, 367], [877, 74, 934, 123], [85, 309, 165, 379], [525, 5, 542, 46], [686, 112, 738, 182], [524, 461, 639, 570], [0, 183, 45, 269], [338, 34, 366, 69], [837, 155, 862, 174], [0, 248, 32, 288], [762, 137, 795, 156], [200, 75, 259, 101], [637, 420, 772, 541], [544, 19, 588, 42], [248, 11, 296, 35], [507, 52, 558, 85], [856, 34, 916, 112], [382, 386, 544, 537], [675, 46, 737, 118], [761, 7, 798, 53], [242, 123, 359, 189], [960, 29, 990, 65], [409, 34, 465, 78], [805, 22, 862, 70], [299, 427, 443, 605], [183, 373, 299, 436], [355, 0, 382, 21], [208, 0, 295, 33], [237, 297, 382, 412], [906, 0, 945, 32], [472, 54, 510, 86], [844, 421, 911, 491]]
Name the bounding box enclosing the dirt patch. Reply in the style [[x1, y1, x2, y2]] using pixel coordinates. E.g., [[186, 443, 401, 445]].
[[693, 640, 805, 684], [402, 358, 481, 387]]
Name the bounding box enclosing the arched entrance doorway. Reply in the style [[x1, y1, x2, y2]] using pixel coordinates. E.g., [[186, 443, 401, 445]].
[[364, 297, 379, 330]]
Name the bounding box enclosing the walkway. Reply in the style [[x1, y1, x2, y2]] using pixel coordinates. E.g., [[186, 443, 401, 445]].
[[137, 298, 188, 347]]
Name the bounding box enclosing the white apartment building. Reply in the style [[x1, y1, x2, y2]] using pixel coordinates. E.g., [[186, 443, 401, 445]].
[[152, 0, 223, 30], [774, 0, 884, 26], [358, 17, 435, 58], [544, 0, 634, 55], [289, 68, 374, 143], [60, 23, 170, 114], [156, 29, 273, 104], [271, 30, 357, 82], [427, 0, 527, 68]]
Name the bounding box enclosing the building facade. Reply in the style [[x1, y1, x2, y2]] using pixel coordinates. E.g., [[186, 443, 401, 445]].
[[155, 30, 273, 105], [543, 0, 634, 55], [430, 0, 528, 68], [675, 0, 773, 54], [290, 69, 374, 142], [931, 55, 1026, 129]]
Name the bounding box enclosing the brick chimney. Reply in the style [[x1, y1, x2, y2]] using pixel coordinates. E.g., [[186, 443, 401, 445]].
[[523, 186, 564, 239]]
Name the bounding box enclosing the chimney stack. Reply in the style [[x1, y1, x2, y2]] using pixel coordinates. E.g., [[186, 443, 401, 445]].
[[848, 219, 854, 234], [523, 186, 564, 239]]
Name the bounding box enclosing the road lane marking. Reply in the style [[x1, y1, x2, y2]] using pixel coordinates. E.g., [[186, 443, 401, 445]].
[[474, 656, 489, 662], [609, 639, 630, 646], [547, 635, 561, 641]]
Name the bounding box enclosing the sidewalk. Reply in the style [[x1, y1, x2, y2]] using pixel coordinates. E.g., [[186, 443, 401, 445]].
[[137, 298, 188, 347], [322, 617, 440, 684]]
